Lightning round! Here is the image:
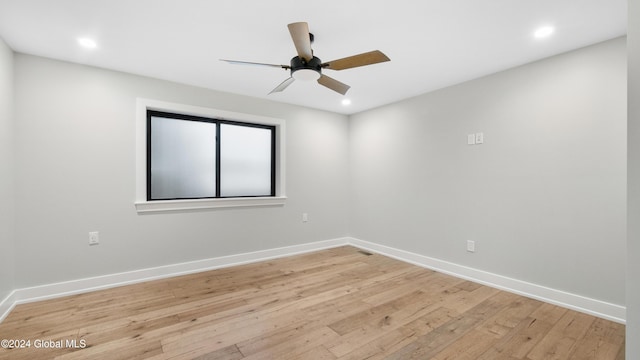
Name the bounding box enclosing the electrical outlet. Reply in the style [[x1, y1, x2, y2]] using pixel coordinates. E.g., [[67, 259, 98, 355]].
[[467, 134, 476, 145], [89, 231, 99, 245], [475, 132, 484, 144], [467, 240, 475, 253], [302, 213, 309, 223]]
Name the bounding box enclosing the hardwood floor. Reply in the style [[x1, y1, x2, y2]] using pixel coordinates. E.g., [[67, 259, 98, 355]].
[[0, 246, 625, 359]]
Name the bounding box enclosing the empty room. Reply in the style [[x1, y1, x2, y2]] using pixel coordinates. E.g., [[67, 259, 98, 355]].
[[0, 0, 638, 359]]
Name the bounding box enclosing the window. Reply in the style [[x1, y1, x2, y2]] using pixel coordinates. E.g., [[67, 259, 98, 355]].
[[148, 111, 275, 200], [135, 99, 286, 213]]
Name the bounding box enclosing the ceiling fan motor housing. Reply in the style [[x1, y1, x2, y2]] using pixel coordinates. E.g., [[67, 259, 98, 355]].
[[291, 56, 322, 80]]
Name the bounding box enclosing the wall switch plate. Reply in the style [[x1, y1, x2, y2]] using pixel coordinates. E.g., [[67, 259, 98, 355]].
[[475, 132, 484, 144], [89, 231, 99, 245], [302, 213, 309, 223], [467, 134, 476, 145], [467, 240, 475, 252]]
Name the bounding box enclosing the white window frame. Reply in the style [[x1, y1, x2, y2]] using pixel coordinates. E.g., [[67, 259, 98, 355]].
[[135, 98, 286, 213]]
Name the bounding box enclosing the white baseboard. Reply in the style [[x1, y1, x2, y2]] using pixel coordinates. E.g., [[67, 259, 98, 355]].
[[347, 237, 626, 324], [0, 236, 625, 325], [0, 237, 349, 323], [0, 290, 17, 324]]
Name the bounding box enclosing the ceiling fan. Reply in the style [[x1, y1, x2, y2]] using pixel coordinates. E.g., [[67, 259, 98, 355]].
[[221, 22, 390, 95]]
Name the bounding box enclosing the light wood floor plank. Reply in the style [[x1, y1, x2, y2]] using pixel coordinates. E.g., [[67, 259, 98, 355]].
[[527, 310, 596, 360], [0, 246, 625, 359]]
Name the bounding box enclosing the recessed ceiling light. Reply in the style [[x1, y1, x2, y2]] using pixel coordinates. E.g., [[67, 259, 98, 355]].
[[77, 37, 97, 49], [533, 26, 555, 39], [342, 99, 351, 106]]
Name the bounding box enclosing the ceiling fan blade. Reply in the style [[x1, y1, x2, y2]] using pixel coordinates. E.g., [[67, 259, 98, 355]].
[[287, 22, 313, 62], [317, 74, 350, 95], [269, 77, 295, 94], [220, 59, 290, 69], [322, 50, 390, 71]]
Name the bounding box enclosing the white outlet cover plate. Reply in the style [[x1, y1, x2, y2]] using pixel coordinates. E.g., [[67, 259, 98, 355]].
[[467, 240, 475, 252], [89, 232, 99, 245], [467, 134, 476, 145]]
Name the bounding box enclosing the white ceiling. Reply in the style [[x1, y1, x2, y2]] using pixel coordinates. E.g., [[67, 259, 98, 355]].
[[0, 0, 627, 115]]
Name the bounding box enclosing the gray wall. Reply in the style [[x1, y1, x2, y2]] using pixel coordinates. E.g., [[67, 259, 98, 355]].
[[0, 37, 15, 301], [13, 54, 349, 287], [627, 0, 639, 357], [349, 38, 627, 306]]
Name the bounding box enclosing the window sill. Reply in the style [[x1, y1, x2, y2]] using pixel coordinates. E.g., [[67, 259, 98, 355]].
[[135, 196, 287, 214]]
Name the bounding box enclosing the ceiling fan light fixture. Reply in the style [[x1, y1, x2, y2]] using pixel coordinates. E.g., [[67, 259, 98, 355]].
[[290, 55, 322, 81], [292, 68, 321, 81], [221, 22, 390, 95]]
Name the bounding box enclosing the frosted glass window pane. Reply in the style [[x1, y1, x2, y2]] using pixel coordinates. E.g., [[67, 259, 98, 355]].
[[150, 116, 216, 199], [220, 124, 272, 197]]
